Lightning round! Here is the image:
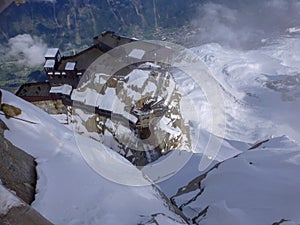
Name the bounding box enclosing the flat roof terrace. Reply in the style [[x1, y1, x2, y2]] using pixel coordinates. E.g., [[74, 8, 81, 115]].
[[57, 46, 105, 71], [16, 82, 54, 102]]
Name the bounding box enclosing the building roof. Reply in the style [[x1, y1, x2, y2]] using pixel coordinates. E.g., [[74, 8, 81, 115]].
[[46, 31, 137, 73], [93, 31, 135, 51], [57, 46, 104, 71], [71, 87, 138, 124], [44, 59, 55, 68], [50, 84, 73, 96], [128, 49, 145, 60], [16, 82, 51, 97], [65, 62, 76, 71], [45, 48, 59, 58]]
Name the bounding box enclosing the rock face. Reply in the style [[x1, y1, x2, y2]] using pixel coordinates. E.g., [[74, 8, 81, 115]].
[[0, 0, 198, 47], [0, 184, 54, 225], [1, 103, 22, 118], [0, 118, 54, 224], [0, 204, 54, 225], [33, 100, 67, 114], [170, 137, 300, 225], [0, 119, 36, 204], [0, 90, 22, 118], [72, 67, 191, 166]]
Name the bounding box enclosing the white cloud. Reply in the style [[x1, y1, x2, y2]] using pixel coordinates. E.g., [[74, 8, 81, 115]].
[[193, 0, 300, 49], [7, 34, 48, 67]]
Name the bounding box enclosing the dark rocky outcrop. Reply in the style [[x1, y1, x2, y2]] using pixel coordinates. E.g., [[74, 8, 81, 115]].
[[0, 118, 54, 224], [0, 205, 53, 225], [0, 119, 36, 204], [1, 103, 22, 118], [0, 90, 22, 118], [0, 184, 53, 225]]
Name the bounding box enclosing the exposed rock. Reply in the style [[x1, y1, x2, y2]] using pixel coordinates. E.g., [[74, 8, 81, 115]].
[[272, 219, 290, 225], [32, 100, 67, 114], [0, 119, 8, 134], [0, 184, 53, 225], [73, 69, 190, 166], [248, 139, 270, 150], [0, 119, 36, 204], [0, 119, 52, 224], [1, 103, 22, 118]]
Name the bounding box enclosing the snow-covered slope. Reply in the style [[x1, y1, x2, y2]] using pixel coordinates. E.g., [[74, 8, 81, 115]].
[[190, 34, 300, 143], [0, 183, 24, 215], [0, 90, 187, 225], [147, 129, 250, 198], [163, 33, 300, 224], [171, 136, 300, 225]]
